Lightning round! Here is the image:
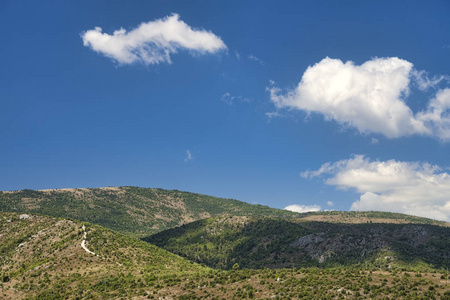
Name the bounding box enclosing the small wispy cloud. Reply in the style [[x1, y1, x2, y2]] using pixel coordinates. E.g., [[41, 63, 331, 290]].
[[327, 201, 334, 207], [221, 92, 250, 105], [370, 138, 379, 145], [184, 150, 193, 162], [265, 111, 283, 120], [248, 54, 265, 65], [411, 69, 450, 91]]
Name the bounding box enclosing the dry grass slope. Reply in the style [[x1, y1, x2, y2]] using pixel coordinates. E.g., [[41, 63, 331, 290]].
[[0, 212, 207, 299]]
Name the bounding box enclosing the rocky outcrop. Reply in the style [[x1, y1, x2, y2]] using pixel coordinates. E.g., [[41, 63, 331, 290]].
[[290, 224, 436, 264]]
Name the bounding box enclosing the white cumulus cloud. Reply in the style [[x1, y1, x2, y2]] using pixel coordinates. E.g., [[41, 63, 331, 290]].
[[81, 14, 227, 65], [269, 57, 450, 141], [284, 204, 321, 213], [303, 155, 450, 221]]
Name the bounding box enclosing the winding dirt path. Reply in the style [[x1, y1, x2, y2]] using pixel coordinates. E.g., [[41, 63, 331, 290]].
[[81, 225, 97, 256]]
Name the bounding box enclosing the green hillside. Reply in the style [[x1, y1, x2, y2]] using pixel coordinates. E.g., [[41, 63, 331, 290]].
[[2, 212, 450, 299], [3, 186, 450, 298], [0, 212, 208, 299], [0, 187, 298, 238], [2, 213, 450, 299], [146, 214, 450, 271]]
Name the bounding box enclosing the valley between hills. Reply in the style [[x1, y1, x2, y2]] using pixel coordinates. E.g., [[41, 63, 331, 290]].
[[1, 187, 450, 299]]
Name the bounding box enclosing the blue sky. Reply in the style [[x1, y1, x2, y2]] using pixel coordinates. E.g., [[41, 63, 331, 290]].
[[1, 1, 450, 221]]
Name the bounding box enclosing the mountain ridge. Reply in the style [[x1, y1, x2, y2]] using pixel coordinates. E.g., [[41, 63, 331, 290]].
[[0, 186, 299, 238], [2, 188, 450, 299]]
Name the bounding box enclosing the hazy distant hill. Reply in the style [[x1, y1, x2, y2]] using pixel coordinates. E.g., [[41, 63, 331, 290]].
[[146, 213, 450, 271], [0, 187, 298, 238], [296, 210, 450, 227]]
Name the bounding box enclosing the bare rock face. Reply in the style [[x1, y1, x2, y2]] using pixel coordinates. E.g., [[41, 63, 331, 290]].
[[291, 233, 329, 262], [19, 214, 31, 220], [399, 225, 430, 246], [291, 233, 324, 248], [288, 223, 439, 265]]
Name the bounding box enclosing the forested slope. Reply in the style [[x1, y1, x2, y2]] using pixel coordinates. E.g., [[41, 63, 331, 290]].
[[146, 214, 450, 271], [0, 187, 298, 237]]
